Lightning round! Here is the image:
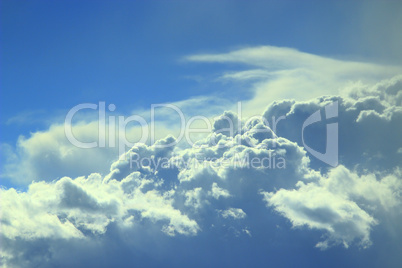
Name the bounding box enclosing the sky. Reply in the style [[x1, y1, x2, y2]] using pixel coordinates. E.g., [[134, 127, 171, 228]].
[[1, 1, 402, 267]]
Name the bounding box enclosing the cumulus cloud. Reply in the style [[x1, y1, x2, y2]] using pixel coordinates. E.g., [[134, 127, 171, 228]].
[[3, 83, 402, 266], [262, 165, 401, 249], [219, 208, 246, 220], [262, 77, 402, 171], [3, 46, 401, 185], [209, 182, 231, 199], [1, 96, 231, 185], [1, 47, 402, 267]]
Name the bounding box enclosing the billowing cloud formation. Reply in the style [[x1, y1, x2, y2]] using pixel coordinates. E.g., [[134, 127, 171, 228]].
[[262, 166, 401, 249], [1, 96, 231, 185], [3, 46, 402, 185], [263, 77, 402, 171], [1, 45, 402, 267], [1, 75, 401, 267]]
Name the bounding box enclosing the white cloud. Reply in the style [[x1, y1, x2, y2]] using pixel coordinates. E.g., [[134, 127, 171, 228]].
[[219, 208, 246, 220], [1, 46, 402, 266], [186, 46, 402, 116], [4, 47, 401, 185], [262, 165, 402, 249], [209, 182, 231, 199], [1, 96, 231, 185]]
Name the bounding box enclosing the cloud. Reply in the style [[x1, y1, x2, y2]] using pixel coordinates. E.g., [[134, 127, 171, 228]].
[[186, 46, 402, 117], [2, 82, 402, 266], [3, 46, 401, 186], [1, 96, 232, 185], [209, 182, 231, 199], [219, 208, 246, 220], [185, 45, 400, 76], [1, 46, 402, 267], [262, 165, 401, 249], [262, 78, 402, 171]]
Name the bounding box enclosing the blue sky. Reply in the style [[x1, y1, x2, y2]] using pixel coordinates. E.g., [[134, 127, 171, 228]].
[[1, 1, 402, 267], [2, 0, 401, 143]]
